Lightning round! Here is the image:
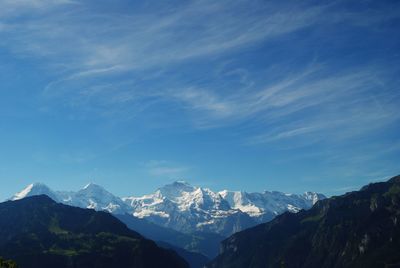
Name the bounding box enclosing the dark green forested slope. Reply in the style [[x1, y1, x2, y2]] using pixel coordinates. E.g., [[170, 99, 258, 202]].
[[0, 257, 17, 268], [209, 175, 400, 268], [0, 195, 188, 268]]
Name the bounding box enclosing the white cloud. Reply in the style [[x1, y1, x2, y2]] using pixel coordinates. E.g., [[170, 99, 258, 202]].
[[0, 0, 398, 147], [169, 65, 399, 136], [0, 1, 325, 87]]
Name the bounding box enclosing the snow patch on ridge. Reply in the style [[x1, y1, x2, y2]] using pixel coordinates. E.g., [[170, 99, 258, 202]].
[[13, 183, 34, 200]]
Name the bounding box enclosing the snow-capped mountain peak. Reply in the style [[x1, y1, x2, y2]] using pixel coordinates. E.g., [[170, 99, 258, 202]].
[[157, 180, 196, 201], [11, 182, 129, 214], [218, 190, 264, 217], [12, 183, 35, 200], [302, 191, 325, 205], [70, 182, 130, 214], [218, 189, 326, 217], [83, 182, 97, 189], [12, 182, 59, 201], [79, 182, 110, 195]]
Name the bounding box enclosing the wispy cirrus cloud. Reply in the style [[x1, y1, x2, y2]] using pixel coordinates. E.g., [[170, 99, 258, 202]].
[[0, 0, 333, 118], [1, 1, 324, 74], [0, 0, 399, 197], [0, 0, 399, 179], [2, 0, 397, 113], [169, 64, 400, 141], [0, 0, 324, 108]]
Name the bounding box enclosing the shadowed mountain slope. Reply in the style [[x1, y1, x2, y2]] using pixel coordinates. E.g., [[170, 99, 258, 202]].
[[116, 213, 223, 259], [0, 195, 188, 268], [209, 175, 400, 268]]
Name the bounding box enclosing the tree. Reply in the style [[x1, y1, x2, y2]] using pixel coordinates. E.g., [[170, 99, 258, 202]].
[[0, 257, 18, 268]]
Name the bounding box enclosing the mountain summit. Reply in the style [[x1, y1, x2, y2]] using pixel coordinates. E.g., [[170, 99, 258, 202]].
[[12, 183, 60, 202], [71, 182, 130, 214]]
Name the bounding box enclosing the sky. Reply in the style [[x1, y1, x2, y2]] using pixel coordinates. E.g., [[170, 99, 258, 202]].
[[0, 0, 399, 200]]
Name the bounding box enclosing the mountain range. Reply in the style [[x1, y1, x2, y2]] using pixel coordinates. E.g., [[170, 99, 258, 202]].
[[12, 183, 130, 214], [208, 175, 400, 268], [10, 180, 325, 264], [4, 176, 400, 267], [12, 181, 325, 237]]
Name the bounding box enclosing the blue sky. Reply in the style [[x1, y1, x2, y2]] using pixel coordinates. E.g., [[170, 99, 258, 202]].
[[0, 0, 399, 199]]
